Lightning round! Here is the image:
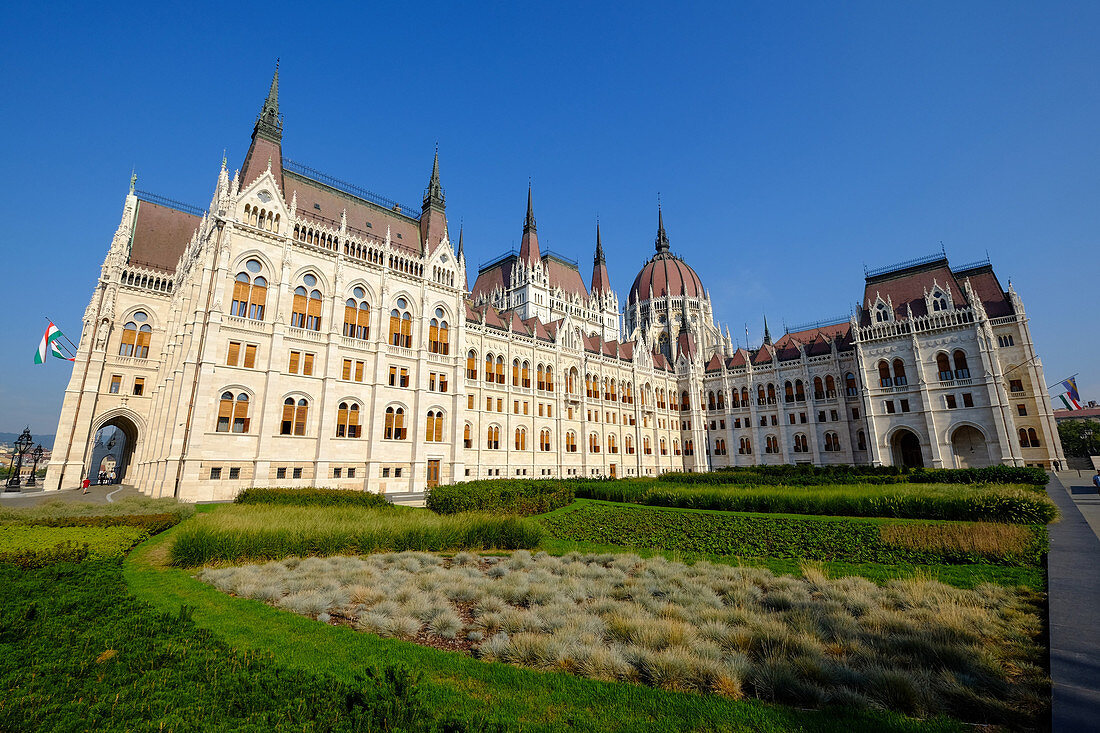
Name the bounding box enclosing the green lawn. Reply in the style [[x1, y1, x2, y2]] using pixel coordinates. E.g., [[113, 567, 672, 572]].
[[0, 525, 148, 559], [123, 523, 966, 732]]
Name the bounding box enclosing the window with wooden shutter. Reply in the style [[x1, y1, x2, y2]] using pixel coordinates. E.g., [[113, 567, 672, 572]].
[[348, 404, 360, 438], [337, 402, 349, 436], [133, 377, 145, 396], [232, 277, 251, 317], [250, 278, 267, 320], [291, 288, 308, 328], [394, 408, 406, 439], [288, 351, 300, 374], [281, 398, 295, 434], [522, 362, 530, 388], [426, 411, 436, 442], [354, 361, 364, 382], [344, 301, 358, 337], [439, 375, 447, 393], [303, 353, 314, 376], [428, 321, 439, 352], [294, 399, 308, 436], [217, 391, 233, 432], [513, 360, 520, 386], [389, 310, 401, 345], [232, 394, 249, 433], [400, 368, 409, 388], [119, 323, 137, 356], [439, 321, 449, 354], [227, 341, 241, 366], [109, 374, 121, 394], [385, 408, 395, 439], [243, 344, 256, 368], [467, 351, 477, 379], [496, 358, 504, 384], [357, 303, 370, 339], [306, 290, 323, 331], [342, 359, 352, 381], [400, 314, 411, 347]]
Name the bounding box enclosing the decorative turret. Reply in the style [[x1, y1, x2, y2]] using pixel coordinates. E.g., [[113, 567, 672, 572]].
[[590, 221, 611, 295], [519, 185, 541, 264], [655, 203, 670, 254], [763, 315, 772, 345], [240, 60, 284, 190], [419, 146, 448, 255], [457, 224, 468, 292]]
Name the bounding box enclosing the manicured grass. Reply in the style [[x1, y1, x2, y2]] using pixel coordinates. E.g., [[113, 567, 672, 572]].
[[235, 486, 393, 509], [200, 551, 1047, 727], [539, 501, 1045, 567], [0, 495, 193, 523], [0, 559, 482, 732], [539, 538, 1045, 591], [576, 481, 1057, 524], [126, 528, 966, 732], [169, 505, 546, 567], [0, 525, 148, 559]]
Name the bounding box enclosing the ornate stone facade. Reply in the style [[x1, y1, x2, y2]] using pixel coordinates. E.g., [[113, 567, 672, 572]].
[[44, 68, 1065, 501]]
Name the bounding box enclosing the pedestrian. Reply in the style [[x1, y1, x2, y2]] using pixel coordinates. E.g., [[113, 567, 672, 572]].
[[81, 477, 90, 494], [1092, 469, 1100, 494]]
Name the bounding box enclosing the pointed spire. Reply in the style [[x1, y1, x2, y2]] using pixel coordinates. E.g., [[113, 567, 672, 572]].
[[763, 314, 772, 345], [129, 168, 136, 194], [655, 199, 670, 254], [456, 222, 464, 259], [255, 59, 283, 142], [423, 144, 445, 209], [590, 219, 611, 295], [519, 184, 541, 264]]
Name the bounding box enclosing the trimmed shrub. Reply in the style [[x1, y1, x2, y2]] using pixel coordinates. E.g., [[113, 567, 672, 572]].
[[25, 513, 181, 535], [235, 487, 393, 508], [660, 464, 1048, 487], [908, 465, 1049, 486], [0, 526, 149, 560], [0, 540, 90, 569], [427, 479, 576, 515], [539, 501, 1045, 567]]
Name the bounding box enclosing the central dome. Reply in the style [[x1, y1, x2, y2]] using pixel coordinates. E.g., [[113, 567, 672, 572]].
[[627, 206, 705, 305]]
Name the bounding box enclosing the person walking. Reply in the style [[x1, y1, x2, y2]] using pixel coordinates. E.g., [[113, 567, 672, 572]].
[[81, 477, 90, 494]]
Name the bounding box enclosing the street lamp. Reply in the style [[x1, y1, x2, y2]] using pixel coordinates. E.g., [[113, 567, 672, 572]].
[[6, 428, 33, 489], [25, 444, 44, 488]]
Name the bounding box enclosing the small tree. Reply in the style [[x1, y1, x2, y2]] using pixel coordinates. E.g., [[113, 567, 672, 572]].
[[1057, 420, 1100, 457]]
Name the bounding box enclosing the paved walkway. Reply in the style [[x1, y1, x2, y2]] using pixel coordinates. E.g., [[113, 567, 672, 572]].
[[1046, 474, 1100, 732], [0, 483, 142, 508]]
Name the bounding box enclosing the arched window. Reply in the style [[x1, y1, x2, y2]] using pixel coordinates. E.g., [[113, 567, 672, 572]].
[[716, 390, 725, 410], [844, 372, 857, 396], [426, 410, 444, 442], [589, 433, 601, 453], [740, 387, 749, 406], [784, 382, 794, 403], [281, 397, 308, 436], [660, 437, 667, 456], [1027, 428, 1040, 448], [514, 427, 527, 450], [875, 302, 891, 323], [893, 359, 907, 386], [766, 384, 776, 405], [495, 356, 505, 384], [625, 434, 634, 454], [343, 287, 371, 339], [937, 353, 953, 381], [567, 369, 577, 395], [765, 435, 779, 454], [537, 365, 546, 391], [714, 438, 727, 455], [793, 433, 808, 453], [428, 308, 449, 354], [232, 261, 267, 320], [643, 436, 651, 455], [931, 290, 948, 312], [739, 437, 752, 455], [336, 402, 361, 438], [681, 391, 690, 411], [878, 360, 892, 388], [857, 430, 867, 451], [513, 359, 521, 387], [608, 434, 618, 454], [1018, 428, 1029, 448], [540, 429, 552, 452], [217, 392, 250, 433], [466, 350, 478, 380], [813, 376, 824, 400], [673, 438, 681, 456], [463, 423, 472, 449], [708, 391, 716, 410], [824, 375, 836, 397], [824, 431, 840, 452], [486, 425, 500, 449], [389, 298, 412, 348], [953, 350, 970, 379], [684, 439, 695, 456], [757, 385, 766, 406], [484, 353, 494, 383], [291, 275, 323, 331], [384, 406, 407, 440], [610, 380, 617, 401], [566, 431, 577, 453], [545, 366, 554, 392], [522, 361, 530, 388], [795, 380, 805, 402]]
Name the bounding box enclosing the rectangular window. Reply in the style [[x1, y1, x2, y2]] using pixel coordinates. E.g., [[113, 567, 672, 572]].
[[818, 411, 826, 422], [759, 416, 767, 427], [276, 467, 286, 479], [539, 403, 545, 417], [946, 395, 957, 409], [900, 399, 910, 412], [1017, 404, 1027, 416], [354, 361, 364, 382], [1009, 379, 1024, 393], [347, 468, 355, 478], [770, 415, 777, 426], [227, 341, 241, 366], [430, 373, 437, 391], [486, 396, 492, 410], [243, 344, 257, 369], [382, 467, 390, 477], [133, 377, 145, 396], [497, 398, 503, 412], [109, 374, 121, 394], [333, 467, 343, 478], [209, 467, 221, 480], [389, 366, 397, 386], [229, 467, 240, 480], [439, 374, 447, 393], [884, 400, 896, 414], [400, 368, 409, 387], [342, 359, 352, 380], [788, 414, 796, 425], [523, 401, 529, 415], [468, 394, 475, 409], [303, 353, 314, 376], [292, 467, 303, 479], [395, 468, 402, 478], [799, 412, 807, 424], [514, 400, 520, 414], [830, 410, 839, 422], [962, 393, 974, 408], [851, 407, 860, 420], [568, 407, 574, 420], [289, 351, 301, 374]]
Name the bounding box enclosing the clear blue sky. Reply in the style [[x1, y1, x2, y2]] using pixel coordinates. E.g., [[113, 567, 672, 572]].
[[1, 1, 1097, 437]]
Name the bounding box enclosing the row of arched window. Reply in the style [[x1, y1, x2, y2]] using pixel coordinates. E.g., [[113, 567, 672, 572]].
[[734, 431, 844, 455], [244, 204, 281, 233], [121, 270, 172, 293], [703, 375, 858, 411], [216, 394, 447, 441], [293, 223, 335, 250], [118, 311, 152, 358]]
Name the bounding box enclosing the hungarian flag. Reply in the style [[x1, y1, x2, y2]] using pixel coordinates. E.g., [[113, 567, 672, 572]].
[[1057, 377, 1082, 410], [34, 322, 73, 364]]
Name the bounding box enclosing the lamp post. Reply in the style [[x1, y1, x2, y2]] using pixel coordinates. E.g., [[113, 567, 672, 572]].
[[6, 428, 33, 489], [25, 444, 43, 488]]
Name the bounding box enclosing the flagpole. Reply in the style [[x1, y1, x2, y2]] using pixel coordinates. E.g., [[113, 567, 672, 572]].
[[1047, 373, 1079, 392], [44, 316, 81, 354]]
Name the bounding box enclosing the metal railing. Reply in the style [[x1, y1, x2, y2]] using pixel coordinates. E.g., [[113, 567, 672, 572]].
[[283, 159, 418, 217], [135, 190, 204, 217], [864, 250, 946, 278]]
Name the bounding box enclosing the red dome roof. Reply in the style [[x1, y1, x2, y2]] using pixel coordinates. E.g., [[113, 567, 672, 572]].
[[628, 253, 705, 304]]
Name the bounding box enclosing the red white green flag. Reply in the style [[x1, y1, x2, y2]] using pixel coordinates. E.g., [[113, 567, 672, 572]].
[[1055, 377, 1082, 410], [34, 322, 73, 364]]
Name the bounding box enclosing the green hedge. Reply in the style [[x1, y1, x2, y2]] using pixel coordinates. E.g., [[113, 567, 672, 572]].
[[24, 513, 181, 535], [0, 541, 90, 569], [235, 487, 393, 509], [539, 501, 1045, 567], [908, 466, 1049, 486], [575, 482, 1057, 524], [0, 559, 487, 732], [659, 464, 1048, 487], [426, 479, 577, 515]]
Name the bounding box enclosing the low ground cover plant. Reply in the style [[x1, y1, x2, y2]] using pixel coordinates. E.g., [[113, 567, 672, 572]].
[[427, 479, 576, 516], [235, 486, 393, 509], [169, 505, 546, 566], [0, 495, 192, 524], [575, 482, 1057, 524], [539, 502, 1045, 567], [0, 559, 485, 732], [201, 551, 1047, 727], [0, 525, 148, 560]]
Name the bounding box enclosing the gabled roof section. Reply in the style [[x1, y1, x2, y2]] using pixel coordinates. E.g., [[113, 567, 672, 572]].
[[861, 256, 967, 324], [544, 254, 589, 298], [128, 197, 201, 273], [954, 263, 1014, 317], [705, 353, 724, 373], [752, 344, 776, 365], [727, 348, 750, 368]]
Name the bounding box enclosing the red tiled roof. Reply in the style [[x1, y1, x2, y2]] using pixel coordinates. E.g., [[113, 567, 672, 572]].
[[544, 256, 589, 298], [705, 353, 724, 372], [129, 199, 201, 273], [957, 266, 1013, 318], [752, 345, 775, 365], [727, 348, 749, 368], [861, 259, 967, 324], [628, 253, 705, 304], [240, 135, 283, 192]]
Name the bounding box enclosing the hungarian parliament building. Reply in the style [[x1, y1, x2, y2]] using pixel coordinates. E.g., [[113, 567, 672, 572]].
[[45, 67, 1065, 501]]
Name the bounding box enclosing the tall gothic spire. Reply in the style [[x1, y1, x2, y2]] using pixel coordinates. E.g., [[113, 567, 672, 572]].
[[423, 144, 444, 209], [519, 184, 541, 264], [655, 201, 670, 254], [763, 315, 772, 345], [255, 59, 282, 142], [457, 223, 464, 260], [419, 145, 448, 255], [590, 220, 611, 295]]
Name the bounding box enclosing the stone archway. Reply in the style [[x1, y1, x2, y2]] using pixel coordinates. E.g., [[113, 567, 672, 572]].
[[891, 429, 924, 468], [87, 415, 139, 484], [951, 425, 990, 468]]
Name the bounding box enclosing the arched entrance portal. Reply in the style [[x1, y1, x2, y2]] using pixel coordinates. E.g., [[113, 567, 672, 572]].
[[87, 416, 138, 484], [891, 429, 924, 468], [951, 425, 990, 468]]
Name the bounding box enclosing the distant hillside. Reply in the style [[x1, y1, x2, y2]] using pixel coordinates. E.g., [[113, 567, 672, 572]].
[[0, 432, 56, 448]]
